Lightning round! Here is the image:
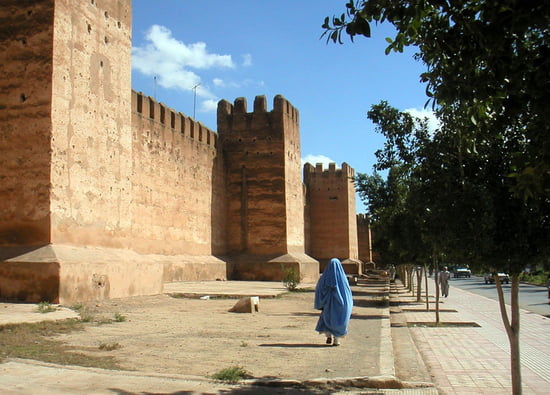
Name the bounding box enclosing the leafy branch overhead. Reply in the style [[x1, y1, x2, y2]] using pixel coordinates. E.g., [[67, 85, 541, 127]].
[[324, 0, 550, 200]]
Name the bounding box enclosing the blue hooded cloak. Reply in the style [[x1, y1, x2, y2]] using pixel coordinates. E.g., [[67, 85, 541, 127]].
[[314, 258, 353, 337]]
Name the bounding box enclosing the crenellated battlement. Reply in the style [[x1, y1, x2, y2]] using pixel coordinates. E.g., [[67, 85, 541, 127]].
[[217, 94, 299, 133], [357, 213, 370, 224], [132, 90, 218, 147], [303, 162, 355, 180]]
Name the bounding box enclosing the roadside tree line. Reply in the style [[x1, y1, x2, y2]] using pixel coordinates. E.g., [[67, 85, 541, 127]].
[[322, 2, 550, 394]]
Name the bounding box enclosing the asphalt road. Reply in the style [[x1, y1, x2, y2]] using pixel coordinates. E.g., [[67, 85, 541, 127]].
[[449, 275, 550, 317]]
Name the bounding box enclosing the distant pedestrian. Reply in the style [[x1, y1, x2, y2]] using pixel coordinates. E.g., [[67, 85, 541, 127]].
[[314, 258, 353, 346], [439, 266, 451, 297]]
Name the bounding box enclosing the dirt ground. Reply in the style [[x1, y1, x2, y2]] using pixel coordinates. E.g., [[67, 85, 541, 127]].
[[56, 288, 385, 381]]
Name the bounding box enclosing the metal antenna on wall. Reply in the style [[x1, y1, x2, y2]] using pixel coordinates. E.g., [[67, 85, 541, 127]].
[[154, 75, 157, 100], [192, 83, 200, 119]]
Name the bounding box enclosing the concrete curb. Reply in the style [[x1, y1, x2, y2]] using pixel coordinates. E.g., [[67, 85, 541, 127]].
[[379, 280, 396, 377], [246, 374, 435, 390]]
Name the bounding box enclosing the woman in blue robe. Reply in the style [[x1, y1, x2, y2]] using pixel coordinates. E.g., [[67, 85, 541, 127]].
[[314, 258, 353, 346]]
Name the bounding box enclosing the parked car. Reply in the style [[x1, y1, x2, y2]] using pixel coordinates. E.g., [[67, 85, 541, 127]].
[[484, 272, 510, 284], [453, 266, 472, 278]]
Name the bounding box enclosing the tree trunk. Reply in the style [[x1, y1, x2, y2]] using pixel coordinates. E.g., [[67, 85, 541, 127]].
[[424, 264, 429, 311], [416, 266, 423, 302], [495, 273, 522, 394], [433, 249, 440, 324], [408, 265, 413, 293]]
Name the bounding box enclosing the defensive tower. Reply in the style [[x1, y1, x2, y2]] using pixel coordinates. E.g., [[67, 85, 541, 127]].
[[218, 96, 318, 282], [0, 0, 163, 302], [304, 162, 362, 274]]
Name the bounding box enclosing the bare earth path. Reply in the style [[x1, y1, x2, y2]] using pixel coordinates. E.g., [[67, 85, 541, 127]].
[[56, 285, 384, 381]]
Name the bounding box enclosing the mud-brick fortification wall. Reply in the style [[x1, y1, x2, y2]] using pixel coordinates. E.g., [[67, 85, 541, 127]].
[[0, 1, 56, 246], [1, 0, 368, 303], [0, 1, 157, 303], [218, 95, 302, 255], [0, 0, 134, 248], [131, 92, 226, 256], [0, 0, 164, 304], [218, 96, 318, 282], [304, 163, 361, 274], [49, 0, 133, 248], [131, 92, 228, 282]]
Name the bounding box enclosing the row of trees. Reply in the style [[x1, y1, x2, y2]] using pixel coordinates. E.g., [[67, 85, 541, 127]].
[[323, 1, 549, 394]]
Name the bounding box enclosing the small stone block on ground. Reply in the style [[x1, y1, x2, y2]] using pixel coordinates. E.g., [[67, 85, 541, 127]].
[[228, 296, 260, 313]]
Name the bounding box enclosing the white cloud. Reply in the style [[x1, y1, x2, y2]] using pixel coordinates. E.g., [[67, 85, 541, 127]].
[[301, 154, 336, 169], [212, 78, 242, 89], [404, 108, 440, 132], [132, 25, 234, 98], [242, 53, 252, 66], [200, 99, 219, 113]]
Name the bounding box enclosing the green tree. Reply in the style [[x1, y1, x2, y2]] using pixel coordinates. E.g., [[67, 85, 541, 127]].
[[359, 100, 549, 393], [324, 3, 550, 393], [323, 0, 550, 201], [357, 102, 432, 301]]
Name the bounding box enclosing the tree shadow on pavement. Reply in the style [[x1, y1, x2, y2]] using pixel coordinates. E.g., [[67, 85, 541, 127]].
[[353, 298, 388, 308], [351, 314, 389, 320], [258, 343, 328, 348], [220, 385, 330, 394]]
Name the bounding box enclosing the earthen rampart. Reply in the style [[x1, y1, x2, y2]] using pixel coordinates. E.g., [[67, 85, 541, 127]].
[[130, 91, 226, 257]]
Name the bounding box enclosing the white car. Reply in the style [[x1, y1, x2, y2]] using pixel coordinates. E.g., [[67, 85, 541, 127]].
[[454, 267, 471, 278], [484, 272, 510, 284]]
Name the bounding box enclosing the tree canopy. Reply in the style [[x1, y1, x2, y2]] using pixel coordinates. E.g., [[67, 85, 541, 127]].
[[323, 0, 550, 201], [325, 4, 550, 392]]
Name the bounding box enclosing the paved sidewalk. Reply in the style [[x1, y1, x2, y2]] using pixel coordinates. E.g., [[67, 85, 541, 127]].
[[392, 278, 550, 394]]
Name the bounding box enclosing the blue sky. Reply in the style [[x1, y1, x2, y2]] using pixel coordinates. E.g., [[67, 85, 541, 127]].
[[131, 1, 435, 212]]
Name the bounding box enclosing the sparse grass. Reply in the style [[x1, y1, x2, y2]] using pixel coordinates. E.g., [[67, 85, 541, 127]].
[[113, 312, 126, 322], [210, 366, 252, 383], [36, 301, 58, 314], [240, 341, 248, 347], [79, 311, 94, 323], [0, 319, 120, 369], [99, 342, 122, 351]]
